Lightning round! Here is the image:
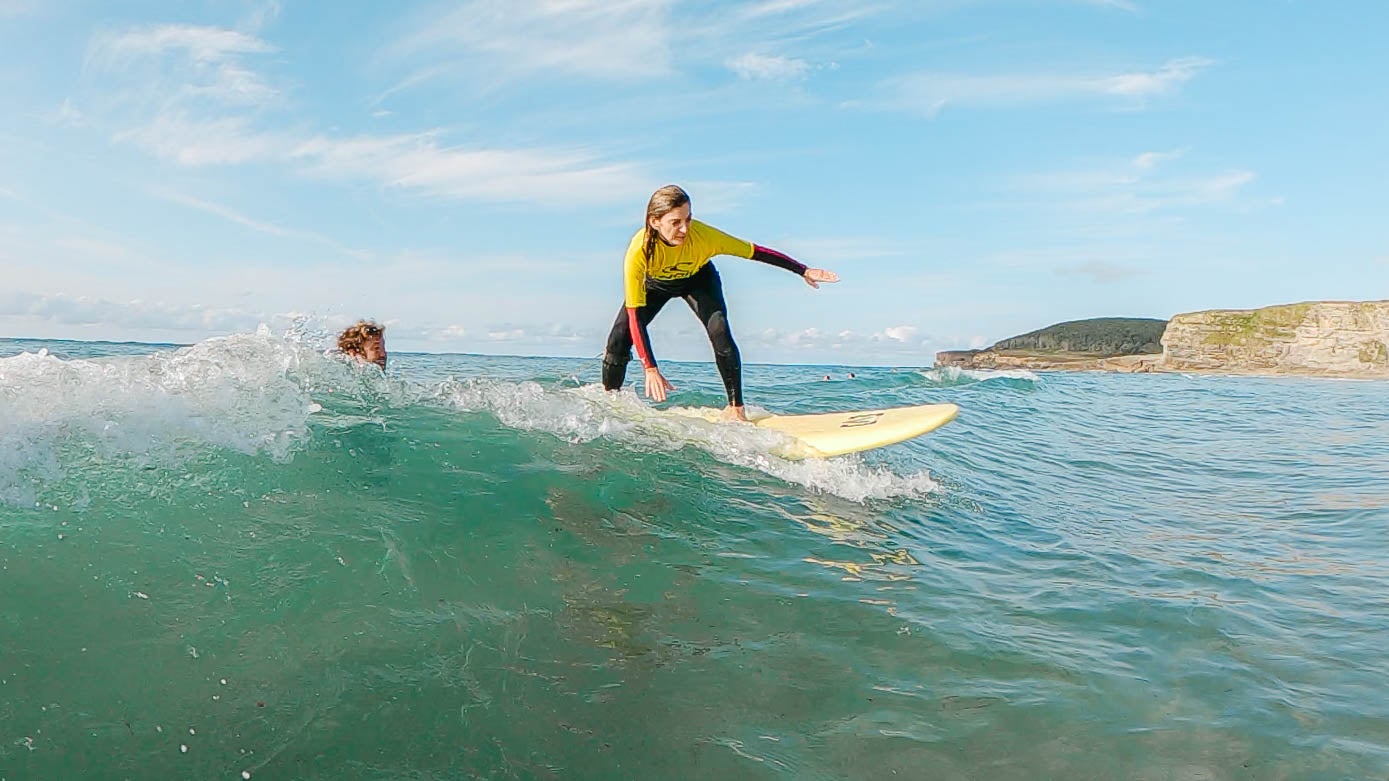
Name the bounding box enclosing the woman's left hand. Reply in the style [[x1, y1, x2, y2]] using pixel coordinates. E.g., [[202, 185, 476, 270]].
[[803, 268, 840, 289]]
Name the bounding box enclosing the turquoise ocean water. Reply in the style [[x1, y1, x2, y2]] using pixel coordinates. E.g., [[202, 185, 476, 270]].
[[1, 332, 1386, 779]]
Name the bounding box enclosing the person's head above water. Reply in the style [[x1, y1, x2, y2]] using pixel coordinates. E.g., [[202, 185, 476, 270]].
[[643, 184, 692, 261], [337, 320, 387, 368]]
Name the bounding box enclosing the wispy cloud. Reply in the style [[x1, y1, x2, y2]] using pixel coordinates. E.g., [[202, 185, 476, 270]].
[[1078, 0, 1138, 11], [383, 0, 880, 98], [51, 98, 86, 127], [749, 323, 931, 352], [738, 0, 837, 18], [727, 53, 811, 81], [92, 24, 275, 62], [89, 24, 280, 110], [682, 180, 759, 215], [241, 0, 282, 33], [1105, 169, 1256, 212], [151, 189, 371, 258], [864, 57, 1213, 116], [0, 0, 37, 17], [88, 24, 650, 207], [1101, 57, 1211, 96], [483, 322, 594, 344], [51, 236, 138, 262], [0, 290, 276, 333], [116, 114, 291, 165], [420, 324, 468, 342], [0, 290, 434, 340], [732, 0, 882, 31], [388, 0, 675, 85], [1133, 147, 1188, 170], [880, 325, 918, 342], [291, 132, 647, 204], [1012, 151, 1256, 215]]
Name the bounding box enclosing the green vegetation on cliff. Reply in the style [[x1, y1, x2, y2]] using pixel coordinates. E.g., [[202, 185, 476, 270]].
[[1199, 303, 1311, 347], [992, 317, 1167, 356], [1359, 341, 1389, 365]]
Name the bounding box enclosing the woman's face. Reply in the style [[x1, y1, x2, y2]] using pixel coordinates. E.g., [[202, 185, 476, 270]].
[[649, 203, 691, 246]]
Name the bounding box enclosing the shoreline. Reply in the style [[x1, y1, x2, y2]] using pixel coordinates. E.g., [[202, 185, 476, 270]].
[[937, 350, 1389, 379]]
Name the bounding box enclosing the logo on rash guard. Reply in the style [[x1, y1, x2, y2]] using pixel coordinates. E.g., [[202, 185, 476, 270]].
[[658, 259, 697, 278]]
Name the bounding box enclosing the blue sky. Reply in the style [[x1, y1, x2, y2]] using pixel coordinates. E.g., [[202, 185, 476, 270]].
[[1, 0, 1386, 364]]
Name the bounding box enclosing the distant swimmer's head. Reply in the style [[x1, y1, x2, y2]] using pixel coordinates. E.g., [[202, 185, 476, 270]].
[[643, 185, 692, 260], [337, 320, 387, 369]]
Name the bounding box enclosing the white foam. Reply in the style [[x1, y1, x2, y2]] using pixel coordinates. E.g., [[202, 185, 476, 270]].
[[0, 328, 327, 505], [0, 330, 939, 506], [920, 365, 1040, 385], [436, 381, 938, 502]]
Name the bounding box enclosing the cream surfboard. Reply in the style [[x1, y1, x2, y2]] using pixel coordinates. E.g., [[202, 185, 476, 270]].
[[682, 402, 959, 459]]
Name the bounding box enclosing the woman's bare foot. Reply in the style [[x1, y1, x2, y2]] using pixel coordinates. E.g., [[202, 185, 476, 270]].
[[722, 405, 749, 422]]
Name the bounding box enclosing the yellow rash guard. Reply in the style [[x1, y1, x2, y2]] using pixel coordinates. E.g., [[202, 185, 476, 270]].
[[623, 220, 754, 308], [615, 220, 807, 374]]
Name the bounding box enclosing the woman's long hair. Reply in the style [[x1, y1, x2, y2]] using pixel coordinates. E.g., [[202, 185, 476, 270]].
[[642, 185, 690, 264]]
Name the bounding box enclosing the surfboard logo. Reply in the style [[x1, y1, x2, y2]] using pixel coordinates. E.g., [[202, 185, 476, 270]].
[[839, 412, 884, 428]]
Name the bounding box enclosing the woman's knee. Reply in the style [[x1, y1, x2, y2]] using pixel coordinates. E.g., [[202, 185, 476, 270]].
[[705, 312, 738, 356], [604, 322, 632, 357]]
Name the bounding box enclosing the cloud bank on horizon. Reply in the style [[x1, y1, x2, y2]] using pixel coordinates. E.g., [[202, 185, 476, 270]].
[[0, 0, 1385, 363]]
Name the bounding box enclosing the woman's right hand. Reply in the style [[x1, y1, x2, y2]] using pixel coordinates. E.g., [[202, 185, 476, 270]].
[[643, 367, 676, 402], [802, 268, 840, 288]]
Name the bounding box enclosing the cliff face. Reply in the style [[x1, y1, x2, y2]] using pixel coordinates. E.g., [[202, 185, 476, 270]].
[[1161, 301, 1389, 376]]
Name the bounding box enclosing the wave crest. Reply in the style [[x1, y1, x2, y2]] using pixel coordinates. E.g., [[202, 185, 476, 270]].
[[0, 332, 941, 506]]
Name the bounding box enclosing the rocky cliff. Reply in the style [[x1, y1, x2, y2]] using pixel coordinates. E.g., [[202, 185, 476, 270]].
[[936, 301, 1389, 377], [1161, 300, 1389, 376]]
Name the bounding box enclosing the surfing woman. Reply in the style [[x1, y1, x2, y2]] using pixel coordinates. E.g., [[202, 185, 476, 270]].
[[602, 185, 839, 420]]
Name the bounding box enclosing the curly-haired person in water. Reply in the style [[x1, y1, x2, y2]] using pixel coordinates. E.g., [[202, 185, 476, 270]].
[[602, 185, 838, 421], [337, 320, 387, 369]]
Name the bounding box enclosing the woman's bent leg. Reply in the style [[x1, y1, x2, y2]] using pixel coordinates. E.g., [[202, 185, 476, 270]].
[[602, 290, 673, 390], [683, 266, 743, 407], [601, 305, 634, 390]]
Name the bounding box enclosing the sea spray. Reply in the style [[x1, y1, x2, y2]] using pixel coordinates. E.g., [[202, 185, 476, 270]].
[[0, 333, 940, 507]]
